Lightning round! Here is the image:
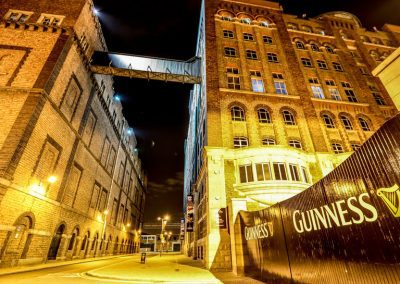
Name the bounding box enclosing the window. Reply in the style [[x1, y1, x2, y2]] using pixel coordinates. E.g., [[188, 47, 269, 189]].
[[301, 167, 309, 183], [340, 115, 353, 130], [231, 106, 245, 121], [311, 85, 325, 99], [329, 88, 341, 101], [97, 188, 108, 212], [260, 21, 270, 27], [345, 89, 357, 102], [258, 109, 272, 123], [39, 14, 63, 26], [317, 60, 328, 69], [227, 67, 239, 74], [311, 44, 320, 52], [246, 50, 258, 60], [243, 33, 254, 41], [251, 78, 264, 92], [249, 71, 261, 77], [289, 140, 302, 149], [6, 10, 31, 22], [60, 76, 82, 121], [283, 110, 296, 125], [302, 26, 312, 33], [308, 78, 319, 84], [332, 62, 344, 72], [241, 18, 252, 25], [90, 182, 101, 209], [351, 144, 361, 151], [296, 41, 305, 49], [267, 53, 278, 63], [227, 68, 240, 90], [373, 93, 385, 105], [358, 118, 371, 131], [263, 36, 273, 44], [83, 111, 97, 145], [256, 163, 271, 181], [234, 137, 249, 148], [224, 47, 237, 57], [63, 163, 83, 207], [332, 143, 344, 154], [262, 138, 276, 145], [106, 147, 116, 173], [341, 82, 357, 102], [301, 58, 312, 67], [34, 137, 61, 182], [222, 16, 233, 22], [117, 162, 125, 186], [223, 30, 234, 38], [289, 164, 301, 181], [100, 137, 111, 166], [273, 163, 288, 180], [272, 73, 288, 94], [239, 165, 254, 183], [325, 79, 336, 86], [325, 45, 335, 54], [322, 114, 335, 128]]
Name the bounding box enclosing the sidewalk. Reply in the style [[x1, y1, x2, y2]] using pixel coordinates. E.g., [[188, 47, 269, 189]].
[[84, 253, 263, 283], [0, 253, 131, 276]]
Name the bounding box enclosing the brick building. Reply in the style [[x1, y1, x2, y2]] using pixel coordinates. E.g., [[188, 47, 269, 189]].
[[184, 0, 400, 271], [0, 0, 146, 267]]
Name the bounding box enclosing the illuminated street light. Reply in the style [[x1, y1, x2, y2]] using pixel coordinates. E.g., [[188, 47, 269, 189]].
[[47, 176, 57, 184]]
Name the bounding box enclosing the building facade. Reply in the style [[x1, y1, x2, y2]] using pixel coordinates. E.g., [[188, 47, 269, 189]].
[[373, 46, 400, 110], [0, 0, 146, 267], [184, 0, 400, 271]]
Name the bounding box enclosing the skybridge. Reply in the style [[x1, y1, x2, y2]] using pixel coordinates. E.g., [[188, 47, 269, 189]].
[[90, 51, 202, 84]]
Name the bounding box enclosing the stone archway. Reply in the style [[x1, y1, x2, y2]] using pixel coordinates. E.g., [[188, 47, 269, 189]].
[[0, 213, 34, 267], [47, 224, 65, 260]]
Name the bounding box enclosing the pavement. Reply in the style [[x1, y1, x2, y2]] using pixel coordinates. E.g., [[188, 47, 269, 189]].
[[0, 253, 264, 283]]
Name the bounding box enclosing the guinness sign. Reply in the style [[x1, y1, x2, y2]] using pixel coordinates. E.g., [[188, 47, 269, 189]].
[[236, 115, 400, 283]]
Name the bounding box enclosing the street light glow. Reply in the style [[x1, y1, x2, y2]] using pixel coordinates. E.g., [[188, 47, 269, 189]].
[[47, 176, 57, 184]]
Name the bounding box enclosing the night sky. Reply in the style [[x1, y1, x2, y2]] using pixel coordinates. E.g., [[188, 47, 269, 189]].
[[92, 0, 400, 225]]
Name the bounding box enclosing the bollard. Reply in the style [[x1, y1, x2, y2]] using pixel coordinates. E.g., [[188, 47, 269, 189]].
[[141, 252, 146, 264]]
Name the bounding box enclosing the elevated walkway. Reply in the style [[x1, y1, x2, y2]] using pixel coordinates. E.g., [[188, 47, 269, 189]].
[[90, 51, 202, 84]]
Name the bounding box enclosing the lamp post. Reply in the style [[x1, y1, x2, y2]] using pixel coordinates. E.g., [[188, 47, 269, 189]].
[[157, 215, 169, 256], [96, 209, 108, 257]]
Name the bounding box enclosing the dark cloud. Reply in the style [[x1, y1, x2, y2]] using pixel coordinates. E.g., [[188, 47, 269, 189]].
[[148, 172, 184, 197]]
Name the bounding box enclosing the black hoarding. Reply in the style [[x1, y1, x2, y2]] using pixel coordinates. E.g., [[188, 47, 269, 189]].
[[237, 114, 400, 283]]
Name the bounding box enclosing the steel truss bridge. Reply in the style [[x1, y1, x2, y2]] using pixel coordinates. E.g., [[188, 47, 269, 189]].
[[90, 51, 202, 84]]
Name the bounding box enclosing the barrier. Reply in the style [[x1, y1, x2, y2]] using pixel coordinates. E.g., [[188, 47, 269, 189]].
[[236, 114, 400, 283]]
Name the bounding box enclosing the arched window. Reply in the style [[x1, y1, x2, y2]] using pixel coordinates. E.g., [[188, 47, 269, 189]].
[[68, 228, 79, 251], [322, 114, 335, 128], [332, 143, 344, 154], [260, 21, 270, 27], [241, 18, 251, 25], [295, 41, 305, 49], [258, 108, 271, 123], [358, 117, 371, 131], [231, 106, 245, 121], [262, 138, 276, 145], [311, 43, 320, 52], [289, 140, 302, 149], [340, 115, 353, 130], [282, 110, 296, 125], [324, 45, 335, 54], [234, 137, 249, 148]]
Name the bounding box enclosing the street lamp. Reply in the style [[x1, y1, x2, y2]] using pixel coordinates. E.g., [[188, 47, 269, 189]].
[[157, 215, 169, 255]]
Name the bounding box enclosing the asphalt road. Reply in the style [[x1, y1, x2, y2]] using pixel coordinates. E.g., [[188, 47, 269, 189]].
[[0, 256, 142, 284]]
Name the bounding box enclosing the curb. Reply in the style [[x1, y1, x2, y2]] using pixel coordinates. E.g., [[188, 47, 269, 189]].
[[0, 254, 134, 277], [84, 271, 222, 284]]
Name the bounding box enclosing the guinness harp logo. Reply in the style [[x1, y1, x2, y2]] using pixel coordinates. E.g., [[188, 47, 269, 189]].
[[377, 184, 400, 217]]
